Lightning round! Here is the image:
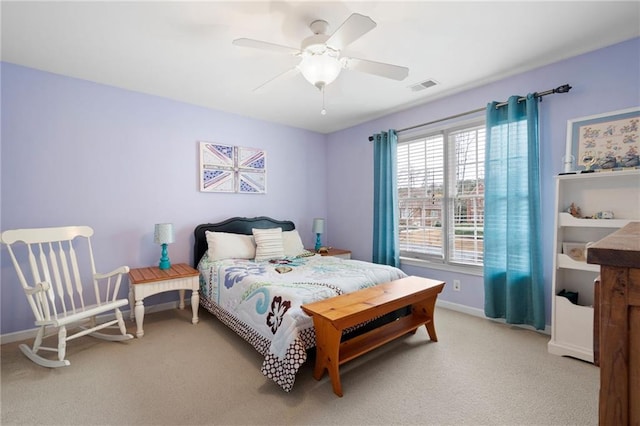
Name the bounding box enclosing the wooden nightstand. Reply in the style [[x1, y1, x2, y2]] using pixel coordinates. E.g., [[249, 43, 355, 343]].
[[308, 248, 352, 259], [128, 263, 200, 338]]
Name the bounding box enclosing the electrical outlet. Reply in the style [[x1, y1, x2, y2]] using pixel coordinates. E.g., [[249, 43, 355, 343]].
[[453, 279, 461, 291]]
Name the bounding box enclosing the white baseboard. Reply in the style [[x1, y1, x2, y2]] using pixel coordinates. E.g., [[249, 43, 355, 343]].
[[436, 299, 485, 317], [2, 299, 549, 344], [436, 299, 551, 335], [0, 301, 182, 345]]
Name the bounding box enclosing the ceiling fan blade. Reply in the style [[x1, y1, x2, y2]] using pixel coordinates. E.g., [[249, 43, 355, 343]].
[[343, 57, 409, 81], [326, 13, 376, 50], [253, 67, 300, 92], [233, 38, 300, 55]]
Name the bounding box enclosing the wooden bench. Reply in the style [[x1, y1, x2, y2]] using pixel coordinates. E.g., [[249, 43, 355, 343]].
[[301, 275, 445, 396]]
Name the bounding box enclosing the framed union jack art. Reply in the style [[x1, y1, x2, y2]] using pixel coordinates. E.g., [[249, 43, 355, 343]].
[[199, 142, 266, 193], [236, 146, 266, 193]]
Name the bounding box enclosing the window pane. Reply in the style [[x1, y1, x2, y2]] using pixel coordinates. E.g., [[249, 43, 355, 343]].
[[398, 122, 484, 267], [399, 198, 443, 257], [398, 134, 444, 259], [449, 126, 484, 265], [450, 197, 484, 264]]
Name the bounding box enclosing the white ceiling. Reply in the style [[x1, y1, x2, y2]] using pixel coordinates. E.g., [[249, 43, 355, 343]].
[[2, 1, 639, 134]]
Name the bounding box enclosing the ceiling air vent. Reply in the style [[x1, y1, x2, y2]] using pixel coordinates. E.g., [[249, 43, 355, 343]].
[[409, 79, 438, 92]]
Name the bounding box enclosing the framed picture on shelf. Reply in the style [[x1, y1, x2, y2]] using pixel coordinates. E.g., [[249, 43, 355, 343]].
[[565, 107, 640, 172], [562, 242, 587, 262]]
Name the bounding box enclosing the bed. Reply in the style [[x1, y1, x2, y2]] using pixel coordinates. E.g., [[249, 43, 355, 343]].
[[193, 216, 407, 391]]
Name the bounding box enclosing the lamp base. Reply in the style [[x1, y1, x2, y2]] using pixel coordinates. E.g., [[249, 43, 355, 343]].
[[159, 243, 171, 270], [314, 233, 322, 252]]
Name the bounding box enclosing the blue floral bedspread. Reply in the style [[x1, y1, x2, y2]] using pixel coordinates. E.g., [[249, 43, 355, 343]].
[[197, 253, 407, 392]]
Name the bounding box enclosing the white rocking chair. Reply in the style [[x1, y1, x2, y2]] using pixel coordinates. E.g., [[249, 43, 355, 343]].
[[1, 225, 133, 367]]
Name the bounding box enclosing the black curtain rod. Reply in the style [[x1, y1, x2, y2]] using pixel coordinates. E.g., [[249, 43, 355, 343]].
[[368, 84, 572, 141]]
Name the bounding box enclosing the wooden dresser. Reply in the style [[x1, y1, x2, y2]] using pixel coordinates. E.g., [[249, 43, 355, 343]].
[[587, 222, 639, 426]]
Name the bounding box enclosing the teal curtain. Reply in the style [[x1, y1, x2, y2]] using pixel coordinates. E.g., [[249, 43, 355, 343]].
[[372, 130, 400, 267], [484, 94, 545, 330]]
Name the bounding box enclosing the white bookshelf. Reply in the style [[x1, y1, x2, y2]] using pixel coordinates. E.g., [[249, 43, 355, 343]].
[[547, 169, 640, 362]]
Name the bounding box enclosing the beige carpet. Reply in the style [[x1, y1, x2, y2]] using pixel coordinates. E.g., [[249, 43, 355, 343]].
[[1, 307, 598, 425]]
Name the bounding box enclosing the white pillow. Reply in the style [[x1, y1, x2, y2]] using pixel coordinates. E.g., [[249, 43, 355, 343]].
[[253, 227, 284, 261], [282, 230, 305, 257], [206, 231, 255, 261]]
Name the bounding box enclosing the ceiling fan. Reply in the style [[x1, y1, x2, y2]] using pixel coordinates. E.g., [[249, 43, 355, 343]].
[[233, 13, 409, 105]]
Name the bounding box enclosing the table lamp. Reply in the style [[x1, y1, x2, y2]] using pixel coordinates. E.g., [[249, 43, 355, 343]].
[[154, 223, 175, 270], [312, 218, 325, 251]]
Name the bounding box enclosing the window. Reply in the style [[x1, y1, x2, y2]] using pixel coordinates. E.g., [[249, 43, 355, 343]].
[[398, 121, 485, 267]]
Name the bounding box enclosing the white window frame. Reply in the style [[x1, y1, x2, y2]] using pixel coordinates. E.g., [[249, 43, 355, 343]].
[[397, 118, 485, 275]]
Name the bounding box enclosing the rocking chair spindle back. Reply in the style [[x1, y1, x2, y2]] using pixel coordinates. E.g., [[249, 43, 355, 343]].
[[1, 225, 133, 368]]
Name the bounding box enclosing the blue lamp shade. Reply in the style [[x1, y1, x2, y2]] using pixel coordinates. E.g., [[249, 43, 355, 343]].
[[154, 223, 175, 270], [312, 218, 325, 251]]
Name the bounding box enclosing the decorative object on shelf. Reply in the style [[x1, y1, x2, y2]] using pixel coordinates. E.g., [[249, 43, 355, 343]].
[[154, 223, 175, 270], [565, 204, 615, 220], [581, 151, 597, 172], [593, 210, 615, 219], [312, 218, 325, 251], [567, 202, 582, 218], [621, 146, 640, 167], [199, 141, 266, 194], [598, 155, 617, 169], [561, 154, 576, 174], [563, 242, 587, 261], [565, 106, 640, 172]]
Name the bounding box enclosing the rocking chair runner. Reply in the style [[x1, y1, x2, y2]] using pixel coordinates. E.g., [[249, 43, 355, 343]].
[[1, 225, 133, 367]]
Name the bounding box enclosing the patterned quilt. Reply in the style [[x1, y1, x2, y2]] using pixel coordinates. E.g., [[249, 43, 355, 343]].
[[197, 252, 407, 391]]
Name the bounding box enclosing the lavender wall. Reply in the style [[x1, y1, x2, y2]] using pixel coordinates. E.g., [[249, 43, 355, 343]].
[[325, 37, 640, 325], [1, 63, 327, 335]]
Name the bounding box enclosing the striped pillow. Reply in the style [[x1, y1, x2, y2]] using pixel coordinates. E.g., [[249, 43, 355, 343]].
[[252, 227, 284, 261]]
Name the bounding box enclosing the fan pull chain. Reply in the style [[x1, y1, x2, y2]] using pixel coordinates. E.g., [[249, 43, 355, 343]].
[[321, 86, 327, 116]]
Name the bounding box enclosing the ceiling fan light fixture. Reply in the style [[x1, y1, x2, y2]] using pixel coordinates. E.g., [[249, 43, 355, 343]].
[[234, 13, 408, 93], [297, 52, 342, 90]]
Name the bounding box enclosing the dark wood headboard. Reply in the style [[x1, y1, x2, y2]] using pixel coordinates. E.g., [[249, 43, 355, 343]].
[[193, 216, 296, 268]]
